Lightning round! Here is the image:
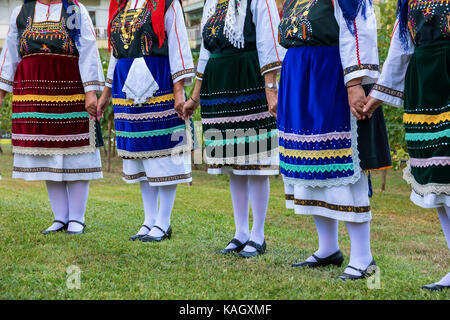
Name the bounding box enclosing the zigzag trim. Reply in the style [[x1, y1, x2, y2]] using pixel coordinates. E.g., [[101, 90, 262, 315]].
[[112, 93, 175, 106], [279, 146, 352, 159], [279, 130, 352, 143], [409, 157, 450, 168], [403, 111, 450, 124], [12, 94, 85, 103], [201, 111, 273, 124]]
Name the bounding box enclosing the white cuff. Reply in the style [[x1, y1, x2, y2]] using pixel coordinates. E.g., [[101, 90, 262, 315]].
[[370, 86, 404, 108]]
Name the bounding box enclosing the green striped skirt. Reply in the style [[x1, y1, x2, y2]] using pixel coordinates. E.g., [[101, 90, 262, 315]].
[[200, 50, 278, 175], [403, 40, 450, 196]]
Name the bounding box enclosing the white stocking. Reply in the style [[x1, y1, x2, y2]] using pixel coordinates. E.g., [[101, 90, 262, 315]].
[[435, 206, 450, 286], [243, 175, 270, 252], [305, 215, 340, 262], [66, 181, 90, 232], [148, 184, 177, 237], [45, 181, 69, 231], [344, 221, 373, 276], [225, 174, 250, 249], [137, 181, 159, 235]]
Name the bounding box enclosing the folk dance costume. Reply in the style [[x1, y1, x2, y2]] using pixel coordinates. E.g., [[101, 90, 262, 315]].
[[278, 0, 389, 279], [0, 0, 105, 234], [368, 0, 450, 290], [193, 0, 286, 257], [104, 0, 194, 241]]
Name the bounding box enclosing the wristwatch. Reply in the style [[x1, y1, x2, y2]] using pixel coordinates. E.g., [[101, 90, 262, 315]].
[[265, 83, 278, 90]]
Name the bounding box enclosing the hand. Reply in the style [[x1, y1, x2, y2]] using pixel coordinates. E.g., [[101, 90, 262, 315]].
[[97, 87, 112, 120], [173, 80, 185, 119], [363, 96, 383, 119], [0, 90, 6, 107], [183, 97, 199, 120], [85, 91, 98, 120], [347, 83, 367, 120], [265, 88, 278, 118]]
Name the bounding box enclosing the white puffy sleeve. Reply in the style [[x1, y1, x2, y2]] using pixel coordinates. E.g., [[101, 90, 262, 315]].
[[105, 52, 118, 89], [369, 19, 415, 108], [334, 0, 380, 85], [251, 0, 286, 75], [196, 41, 210, 81], [76, 3, 105, 93], [0, 6, 22, 93], [165, 0, 195, 86]]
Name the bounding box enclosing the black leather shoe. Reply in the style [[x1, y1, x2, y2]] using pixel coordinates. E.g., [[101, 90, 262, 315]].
[[422, 283, 450, 292], [130, 225, 151, 241], [41, 220, 68, 235], [238, 240, 266, 258], [292, 250, 344, 268], [337, 259, 377, 281], [66, 220, 86, 235], [219, 238, 248, 255], [140, 225, 172, 242]]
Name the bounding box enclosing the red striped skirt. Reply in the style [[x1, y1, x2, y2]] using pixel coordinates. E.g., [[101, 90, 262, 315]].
[[12, 53, 95, 156]]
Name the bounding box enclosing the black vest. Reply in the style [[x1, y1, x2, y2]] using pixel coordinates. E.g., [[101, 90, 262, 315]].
[[279, 0, 339, 48], [408, 0, 450, 46], [202, 0, 257, 54], [110, 0, 173, 59], [16, 0, 79, 57]]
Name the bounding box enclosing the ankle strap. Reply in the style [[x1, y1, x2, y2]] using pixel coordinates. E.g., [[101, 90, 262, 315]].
[[228, 238, 245, 248], [246, 241, 264, 254], [67, 220, 86, 227], [141, 225, 151, 232], [53, 220, 67, 226], [152, 225, 168, 237]]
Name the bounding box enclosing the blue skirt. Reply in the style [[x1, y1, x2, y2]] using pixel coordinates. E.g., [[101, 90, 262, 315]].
[[277, 46, 361, 188], [112, 56, 190, 159]]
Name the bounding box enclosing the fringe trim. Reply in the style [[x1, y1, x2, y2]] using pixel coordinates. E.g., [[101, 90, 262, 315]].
[[12, 119, 96, 156], [205, 148, 279, 165], [282, 115, 362, 188], [403, 161, 450, 196], [117, 119, 193, 159]]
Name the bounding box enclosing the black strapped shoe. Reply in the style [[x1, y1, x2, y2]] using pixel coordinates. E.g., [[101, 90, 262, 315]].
[[140, 225, 172, 242], [219, 238, 248, 255], [337, 259, 377, 281], [292, 250, 344, 268], [130, 225, 152, 241], [238, 240, 266, 258], [41, 220, 68, 235], [422, 283, 450, 292], [65, 220, 86, 235]]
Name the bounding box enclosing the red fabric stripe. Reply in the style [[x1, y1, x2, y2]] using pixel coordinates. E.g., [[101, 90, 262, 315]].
[[0, 48, 7, 77], [353, 20, 361, 65], [11, 54, 90, 150], [172, 4, 186, 70], [265, 0, 280, 62]]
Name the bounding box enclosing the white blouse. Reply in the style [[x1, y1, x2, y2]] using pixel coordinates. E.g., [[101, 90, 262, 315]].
[[105, 0, 195, 88], [334, 0, 380, 85], [369, 19, 415, 107], [0, 1, 105, 93], [196, 0, 287, 80]]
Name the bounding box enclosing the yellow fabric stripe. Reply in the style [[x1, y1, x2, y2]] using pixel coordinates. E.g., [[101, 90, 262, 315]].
[[279, 146, 353, 159], [403, 111, 450, 124], [13, 94, 85, 103], [112, 94, 175, 106]]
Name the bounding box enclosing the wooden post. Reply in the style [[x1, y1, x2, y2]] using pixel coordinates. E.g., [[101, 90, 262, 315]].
[[381, 169, 387, 191]]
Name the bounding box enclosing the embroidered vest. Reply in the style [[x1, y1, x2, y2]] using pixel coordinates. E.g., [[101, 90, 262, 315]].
[[202, 0, 257, 53], [408, 0, 450, 46], [279, 0, 339, 48], [16, 1, 79, 57], [110, 0, 173, 59]]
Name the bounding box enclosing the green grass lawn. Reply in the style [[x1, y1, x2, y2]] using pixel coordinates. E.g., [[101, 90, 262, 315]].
[[0, 144, 448, 300]]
